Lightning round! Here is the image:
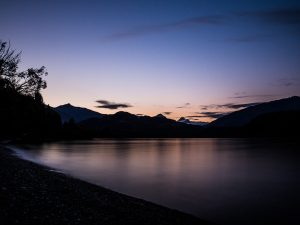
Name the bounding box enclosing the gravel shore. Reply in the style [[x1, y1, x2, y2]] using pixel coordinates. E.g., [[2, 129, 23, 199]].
[[0, 146, 214, 225]]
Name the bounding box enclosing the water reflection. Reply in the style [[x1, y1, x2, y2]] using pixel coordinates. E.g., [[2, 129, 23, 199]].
[[14, 138, 300, 225]]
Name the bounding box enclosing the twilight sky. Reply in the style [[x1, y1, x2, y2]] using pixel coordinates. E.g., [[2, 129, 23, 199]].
[[1, 0, 300, 121]]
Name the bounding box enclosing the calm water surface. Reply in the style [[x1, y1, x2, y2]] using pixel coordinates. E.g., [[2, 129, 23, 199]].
[[13, 138, 300, 225]]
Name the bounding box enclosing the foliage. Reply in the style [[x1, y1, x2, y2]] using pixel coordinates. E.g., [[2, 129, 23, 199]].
[[0, 41, 47, 98]]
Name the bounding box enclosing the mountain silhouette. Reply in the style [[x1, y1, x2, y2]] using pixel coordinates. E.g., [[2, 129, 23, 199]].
[[178, 117, 208, 126], [53, 96, 300, 138], [244, 110, 300, 137], [209, 96, 300, 127], [55, 103, 104, 123], [79, 111, 203, 137], [155, 114, 167, 119]]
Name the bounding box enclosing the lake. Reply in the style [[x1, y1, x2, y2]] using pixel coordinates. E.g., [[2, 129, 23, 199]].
[[13, 138, 299, 225]]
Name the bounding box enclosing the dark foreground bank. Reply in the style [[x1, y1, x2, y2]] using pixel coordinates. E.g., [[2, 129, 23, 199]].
[[0, 146, 214, 225]]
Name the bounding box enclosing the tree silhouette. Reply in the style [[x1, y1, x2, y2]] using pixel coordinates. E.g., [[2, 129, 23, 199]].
[[0, 40, 63, 140], [0, 40, 47, 97]]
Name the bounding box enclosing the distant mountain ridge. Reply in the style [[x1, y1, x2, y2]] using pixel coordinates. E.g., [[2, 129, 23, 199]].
[[53, 96, 300, 138], [209, 96, 300, 127], [54, 103, 104, 123], [79, 111, 203, 137], [178, 117, 208, 126]]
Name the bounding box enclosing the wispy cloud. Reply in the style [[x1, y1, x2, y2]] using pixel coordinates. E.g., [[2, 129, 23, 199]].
[[102, 7, 300, 42], [197, 112, 229, 119], [230, 94, 275, 99], [196, 100, 265, 120], [228, 7, 300, 43], [186, 115, 206, 118], [186, 115, 207, 119], [102, 16, 224, 41], [187, 111, 228, 119], [235, 8, 300, 25], [277, 77, 300, 87], [200, 102, 261, 110], [95, 100, 132, 110], [190, 118, 200, 121], [223, 102, 261, 109], [177, 103, 191, 109]]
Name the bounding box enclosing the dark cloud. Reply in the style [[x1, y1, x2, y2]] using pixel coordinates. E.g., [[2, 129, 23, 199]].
[[185, 115, 206, 119], [197, 112, 228, 119], [102, 16, 224, 41], [229, 103, 260, 109], [163, 112, 172, 115], [218, 102, 261, 109], [236, 8, 300, 25], [186, 111, 228, 119], [200, 102, 261, 110], [230, 94, 275, 99], [95, 100, 132, 110], [195, 101, 264, 120], [177, 103, 191, 108], [199, 104, 217, 109], [186, 115, 207, 118]]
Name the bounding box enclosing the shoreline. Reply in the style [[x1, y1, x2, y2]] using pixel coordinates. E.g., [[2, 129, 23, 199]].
[[0, 146, 214, 225]]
